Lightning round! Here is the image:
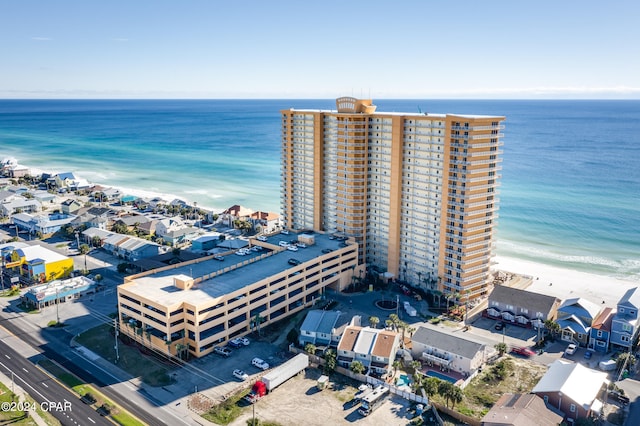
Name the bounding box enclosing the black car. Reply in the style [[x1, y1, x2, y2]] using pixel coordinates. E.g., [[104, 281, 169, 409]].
[[288, 258, 301, 266], [321, 248, 333, 254], [494, 322, 504, 331], [608, 391, 630, 406]]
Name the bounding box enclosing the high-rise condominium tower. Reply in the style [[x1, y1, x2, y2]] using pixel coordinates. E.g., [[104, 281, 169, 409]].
[[281, 97, 505, 300]]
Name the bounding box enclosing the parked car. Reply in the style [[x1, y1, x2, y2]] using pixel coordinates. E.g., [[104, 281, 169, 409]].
[[233, 369, 249, 381], [511, 346, 536, 357], [213, 255, 224, 261], [296, 242, 307, 248], [584, 350, 593, 359], [214, 346, 232, 357], [565, 344, 577, 355], [287, 245, 298, 252], [230, 337, 250, 347], [280, 230, 289, 235], [494, 321, 504, 331], [257, 236, 267, 242], [288, 258, 301, 266], [278, 241, 289, 247], [252, 357, 269, 370], [608, 390, 630, 406], [321, 248, 333, 254]]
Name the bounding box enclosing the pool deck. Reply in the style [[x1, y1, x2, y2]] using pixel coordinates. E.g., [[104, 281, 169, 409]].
[[421, 366, 464, 385]]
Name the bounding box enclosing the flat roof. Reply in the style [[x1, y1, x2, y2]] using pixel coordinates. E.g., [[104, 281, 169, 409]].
[[121, 232, 354, 307], [285, 109, 503, 119]]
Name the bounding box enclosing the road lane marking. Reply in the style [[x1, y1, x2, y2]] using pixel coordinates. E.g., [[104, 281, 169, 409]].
[[88, 417, 96, 424]]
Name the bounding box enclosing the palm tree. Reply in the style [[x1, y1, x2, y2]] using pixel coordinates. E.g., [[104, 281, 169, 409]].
[[410, 360, 422, 377], [305, 343, 317, 355], [368, 316, 380, 329], [544, 319, 561, 340], [495, 342, 508, 356], [388, 314, 400, 331], [323, 349, 337, 376], [392, 360, 402, 377], [79, 244, 90, 272], [448, 385, 464, 409], [422, 377, 440, 397]]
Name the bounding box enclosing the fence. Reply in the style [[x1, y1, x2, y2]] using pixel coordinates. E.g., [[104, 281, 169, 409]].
[[289, 345, 428, 405]]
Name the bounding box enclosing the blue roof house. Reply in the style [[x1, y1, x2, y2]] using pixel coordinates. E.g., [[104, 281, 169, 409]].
[[610, 287, 640, 351], [556, 298, 601, 347]]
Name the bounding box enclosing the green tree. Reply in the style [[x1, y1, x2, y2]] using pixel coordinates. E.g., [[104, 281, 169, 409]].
[[410, 360, 422, 377], [91, 235, 103, 247], [350, 360, 365, 374], [112, 221, 129, 235], [616, 352, 637, 372], [79, 244, 90, 272], [304, 343, 316, 356], [448, 385, 464, 409], [286, 328, 298, 345], [392, 360, 402, 377], [323, 349, 337, 376], [368, 316, 380, 329], [544, 319, 561, 339], [494, 342, 508, 356], [422, 377, 440, 397], [387, 314, 400, 331]]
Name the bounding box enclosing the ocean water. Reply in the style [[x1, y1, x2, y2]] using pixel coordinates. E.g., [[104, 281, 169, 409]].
[[0, 99, 638, 281]]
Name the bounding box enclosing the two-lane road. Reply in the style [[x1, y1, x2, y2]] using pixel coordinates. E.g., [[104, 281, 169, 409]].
[[0, 339, 111, 426]]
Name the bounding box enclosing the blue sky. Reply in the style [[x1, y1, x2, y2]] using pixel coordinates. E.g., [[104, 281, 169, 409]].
[[1, 0, 639, 99]]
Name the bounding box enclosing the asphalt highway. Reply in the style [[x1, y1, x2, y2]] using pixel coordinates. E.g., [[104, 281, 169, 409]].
[[0, 338, 111, 426]]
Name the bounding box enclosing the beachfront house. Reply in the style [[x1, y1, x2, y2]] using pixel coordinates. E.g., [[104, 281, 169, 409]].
[[52, 172, 77, 189], [481, 393, 563, 426], [589, 307, 614, 352], [486, 285, 561, 329], [220, 204, 254, 228], [610, 287, 640, 351], [556, 297, 601, 347], [411, 324, 494, 378], [298, 310, 349, 348], [336, 325, 400, 376], [532, 359, 608, 423]]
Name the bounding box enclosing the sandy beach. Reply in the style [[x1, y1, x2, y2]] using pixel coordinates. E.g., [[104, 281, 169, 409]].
[[494, 255, 638, 307]]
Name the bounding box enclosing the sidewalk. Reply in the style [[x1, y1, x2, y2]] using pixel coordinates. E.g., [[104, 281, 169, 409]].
[[0, 371, 49, 426], [70, 339, 215, 426]]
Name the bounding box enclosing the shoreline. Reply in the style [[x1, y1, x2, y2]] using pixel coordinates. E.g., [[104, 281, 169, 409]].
[[494, 255, 637, 307], [5, 159, 638, 303]]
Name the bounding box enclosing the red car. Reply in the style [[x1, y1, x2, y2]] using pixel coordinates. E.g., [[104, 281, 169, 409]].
[[511, 347, 536, 357]]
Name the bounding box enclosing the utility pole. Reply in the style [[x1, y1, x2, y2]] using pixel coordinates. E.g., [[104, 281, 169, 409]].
[[114, 317, 120, 363]]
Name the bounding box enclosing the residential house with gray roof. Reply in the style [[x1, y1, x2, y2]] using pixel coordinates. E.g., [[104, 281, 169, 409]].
[[298, 310, 349, 348], [411, 324, 494, 377], [481, 393, 563, 426], [487, 285, 561, 329], [610, 287, 640, 350], [103, 233, 161, 261]]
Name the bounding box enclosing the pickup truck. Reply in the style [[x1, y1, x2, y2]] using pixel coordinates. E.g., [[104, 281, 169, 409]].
[[214, 346, 232, 357]]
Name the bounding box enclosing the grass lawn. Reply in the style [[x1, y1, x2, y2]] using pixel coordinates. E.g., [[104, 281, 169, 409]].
[[430, 356, 546, 419], [75, 323, 173, 386], [38, 359, 145, 426]]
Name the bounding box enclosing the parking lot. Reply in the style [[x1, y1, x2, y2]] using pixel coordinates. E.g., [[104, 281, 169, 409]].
[[229, 366, 416, 426]]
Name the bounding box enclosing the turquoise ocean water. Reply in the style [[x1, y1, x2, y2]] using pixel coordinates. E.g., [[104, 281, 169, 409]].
[[0, 99, 638, 281]]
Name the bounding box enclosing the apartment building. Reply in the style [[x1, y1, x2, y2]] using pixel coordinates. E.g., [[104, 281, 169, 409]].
[[281, 97, 505, 299], [117, 232, 357, 358]]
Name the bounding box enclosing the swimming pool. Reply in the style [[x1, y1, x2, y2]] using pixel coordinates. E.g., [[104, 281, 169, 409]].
[[396, 374, 411, 387], [425, 370, 457, 384]]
